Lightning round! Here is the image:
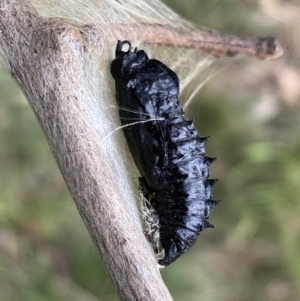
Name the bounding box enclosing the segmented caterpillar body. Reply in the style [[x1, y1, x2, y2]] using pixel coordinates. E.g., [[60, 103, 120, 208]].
[[111, 40, 220, 266]]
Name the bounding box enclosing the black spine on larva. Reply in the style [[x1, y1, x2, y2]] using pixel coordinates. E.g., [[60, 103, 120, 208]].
[[111, 40, 220, 267]]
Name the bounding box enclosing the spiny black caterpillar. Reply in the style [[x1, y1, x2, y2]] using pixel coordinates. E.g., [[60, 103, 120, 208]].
[[111, 40, 220, 267]]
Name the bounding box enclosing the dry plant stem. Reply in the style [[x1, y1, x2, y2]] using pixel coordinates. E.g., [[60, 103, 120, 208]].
[[117, 24, 284, 60], [0, 1, 173, 301]]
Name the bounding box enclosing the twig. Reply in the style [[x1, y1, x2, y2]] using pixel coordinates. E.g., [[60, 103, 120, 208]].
[[113, 23, 284, 60]]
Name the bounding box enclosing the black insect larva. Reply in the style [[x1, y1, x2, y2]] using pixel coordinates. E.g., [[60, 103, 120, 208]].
[[111, 40, 220, 267]]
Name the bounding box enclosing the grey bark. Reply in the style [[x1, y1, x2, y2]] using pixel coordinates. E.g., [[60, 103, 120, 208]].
[[0, 0, 173, 300]]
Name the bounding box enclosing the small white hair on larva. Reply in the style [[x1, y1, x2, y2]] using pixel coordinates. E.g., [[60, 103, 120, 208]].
[[140, 193, 162, 255]]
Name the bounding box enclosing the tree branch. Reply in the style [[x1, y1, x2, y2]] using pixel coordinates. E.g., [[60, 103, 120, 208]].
[[0, 1, 173, 300]]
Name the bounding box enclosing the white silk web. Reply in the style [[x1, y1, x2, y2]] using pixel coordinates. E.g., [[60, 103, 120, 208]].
[[25, 0, 215, 226], [31, 0, 213, 103]]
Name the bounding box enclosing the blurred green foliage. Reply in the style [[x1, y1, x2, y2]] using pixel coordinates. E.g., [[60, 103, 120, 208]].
[[1, 1, 300, 300]]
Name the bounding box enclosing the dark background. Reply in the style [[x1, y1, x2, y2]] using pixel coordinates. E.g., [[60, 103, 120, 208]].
[[1, 1, 299, 300]]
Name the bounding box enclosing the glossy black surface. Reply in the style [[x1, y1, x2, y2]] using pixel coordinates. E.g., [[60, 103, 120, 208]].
[[111, 40, 220, 266]]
